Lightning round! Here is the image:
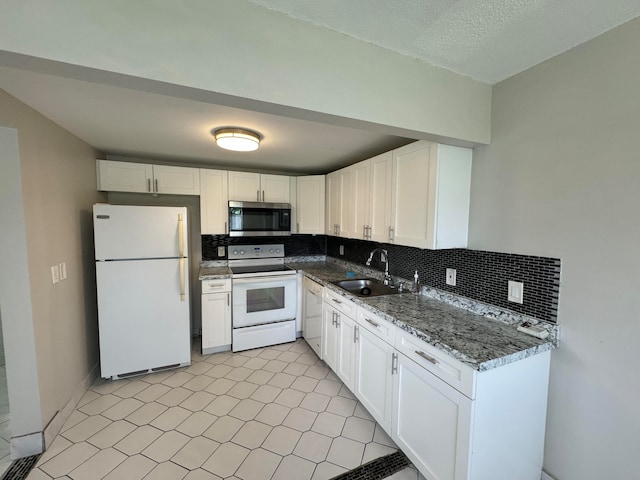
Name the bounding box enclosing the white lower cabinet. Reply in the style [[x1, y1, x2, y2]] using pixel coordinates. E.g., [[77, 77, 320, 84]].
[[354, 325, 394, 432], [323, 304, 339, 371], [323, 303, 357, 391], [201, 279, 232, 354], [336, 314, 357, 390], [393, 352, 472, 480], [316, 299, 551, 480]]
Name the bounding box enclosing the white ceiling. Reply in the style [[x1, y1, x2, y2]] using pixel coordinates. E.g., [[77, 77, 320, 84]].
[[1, 1, 639, 173], [0, 65, 411, 174], [247, 0, 640, 84]]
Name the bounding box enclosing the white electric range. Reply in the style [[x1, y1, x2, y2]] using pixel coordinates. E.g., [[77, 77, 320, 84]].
[[229, 244, 297, 352]]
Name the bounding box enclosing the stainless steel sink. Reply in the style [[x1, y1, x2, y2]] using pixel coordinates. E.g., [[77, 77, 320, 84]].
[[331, 278, 404, 297]]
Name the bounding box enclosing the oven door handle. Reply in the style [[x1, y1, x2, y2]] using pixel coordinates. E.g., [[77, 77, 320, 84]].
[[232, 275, 295, 285]]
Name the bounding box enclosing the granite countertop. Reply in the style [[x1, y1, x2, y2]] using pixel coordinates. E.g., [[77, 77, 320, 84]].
[[287, 261, 555, 372], [199, 265, 232, 279]]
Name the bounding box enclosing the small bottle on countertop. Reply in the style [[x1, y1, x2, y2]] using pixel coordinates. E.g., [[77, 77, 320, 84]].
[[413, 270, 420, 293]]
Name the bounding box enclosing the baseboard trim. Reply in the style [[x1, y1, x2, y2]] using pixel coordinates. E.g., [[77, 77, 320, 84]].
[[10, 432, 42, 459], [202, 345, 231, 355], [43, 362, 99, 449]]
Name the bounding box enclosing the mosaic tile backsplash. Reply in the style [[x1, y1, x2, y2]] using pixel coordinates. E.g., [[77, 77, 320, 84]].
[[202, 234, 326, 259], [202, 234, 561, 323]]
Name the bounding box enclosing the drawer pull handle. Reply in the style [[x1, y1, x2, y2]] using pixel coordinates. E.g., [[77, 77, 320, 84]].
[[364, 317, 379, 328], [415, 350, 438, 365], [391, 352, 398, 374], [208, 283, 225, 289], [332, 298, 342, 304]]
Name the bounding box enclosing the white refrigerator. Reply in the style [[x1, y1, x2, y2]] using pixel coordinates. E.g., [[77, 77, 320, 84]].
[[94, 204, 191, 379]]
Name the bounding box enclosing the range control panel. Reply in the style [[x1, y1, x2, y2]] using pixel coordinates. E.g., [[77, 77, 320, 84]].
[[228, 244, 285, 260]]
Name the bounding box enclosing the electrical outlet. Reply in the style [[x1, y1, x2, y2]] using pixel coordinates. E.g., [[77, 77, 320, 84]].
[[339, 245, 344, 255], [508, 280, 524, 304], [51, 265, 60, 284], [59, 262, 67, 280], [217, 246, 226, 257], [446, 268, 456, 286]]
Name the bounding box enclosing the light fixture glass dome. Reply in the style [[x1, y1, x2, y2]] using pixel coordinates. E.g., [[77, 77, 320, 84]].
[[213, 128, 260, 152]]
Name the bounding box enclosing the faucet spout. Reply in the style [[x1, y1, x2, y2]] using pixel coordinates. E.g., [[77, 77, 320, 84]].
[[365, 248, 393, 286]]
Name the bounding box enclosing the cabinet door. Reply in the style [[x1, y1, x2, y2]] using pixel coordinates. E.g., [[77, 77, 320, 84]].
[[323, 305, 339, 370], [201, 291, 232, 353], [392, 353, 472, 480], [261, 174, 290, 203], [229, 171, 261, 201], [325, 171, 342, 236], [355, 327, 394, 432], [296, 175, 325, 234], [368, 152, 393, 242], [96, 160, 152, 193], [341, 161, 370, 239], [390, 142, 434, 248], [336, 314, 357, 391], [200, 169, 229, 235], [153, 165, 200, 195]]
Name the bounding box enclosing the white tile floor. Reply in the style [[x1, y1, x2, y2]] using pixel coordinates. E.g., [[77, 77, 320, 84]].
[[27, 339, 418, 480]]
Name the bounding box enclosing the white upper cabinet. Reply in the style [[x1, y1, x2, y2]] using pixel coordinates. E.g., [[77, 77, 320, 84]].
[[97, 160, 200, 195], [228, 171, 261, 201], [153, 165, 201, 195], [200, 169, 229, 235], [261, 174, 290, 202], [341, 160, 371, 240], [97, 160, 153, 193], [228, 171, 290, 203], [296, 175, 325, 234], [390, 141, 472, 249], [325, 170, 343, 236], [325, 141, 471, 248], [368, 152, 393, 242]]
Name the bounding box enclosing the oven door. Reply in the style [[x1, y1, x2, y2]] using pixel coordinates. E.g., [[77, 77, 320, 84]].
[[232, 275, 297, 328]]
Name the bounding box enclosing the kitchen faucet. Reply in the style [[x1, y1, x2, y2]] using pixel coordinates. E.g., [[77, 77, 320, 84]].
[[366, 248, 393, 286]]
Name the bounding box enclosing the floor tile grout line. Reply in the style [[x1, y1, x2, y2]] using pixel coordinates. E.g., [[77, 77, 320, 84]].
[[36, 339, 399, 480]]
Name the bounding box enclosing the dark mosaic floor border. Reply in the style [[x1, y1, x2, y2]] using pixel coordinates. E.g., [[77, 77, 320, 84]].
[[1, 454, 40, 480], [331, 450, 411, 480]]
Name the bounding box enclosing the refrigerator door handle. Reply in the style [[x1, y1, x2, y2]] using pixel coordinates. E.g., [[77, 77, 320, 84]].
[[179, 257, 186, 301], [178, 214, 185, 257]]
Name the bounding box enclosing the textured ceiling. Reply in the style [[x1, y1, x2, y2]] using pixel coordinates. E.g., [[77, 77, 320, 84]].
[[247, 0, 640, 84]]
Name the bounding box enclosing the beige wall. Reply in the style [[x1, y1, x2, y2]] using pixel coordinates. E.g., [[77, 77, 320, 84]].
[[469, 18, 640, 480], [0, 88, 105, 448], [0, 1, 490, 145]]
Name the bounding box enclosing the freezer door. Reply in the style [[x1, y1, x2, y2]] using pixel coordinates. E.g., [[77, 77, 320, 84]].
[[94, 204, 188, 260], [96, 258, 190, 378]]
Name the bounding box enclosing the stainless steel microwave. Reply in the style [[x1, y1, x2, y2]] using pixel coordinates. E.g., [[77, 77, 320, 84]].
[[228, 201, 292, 237]]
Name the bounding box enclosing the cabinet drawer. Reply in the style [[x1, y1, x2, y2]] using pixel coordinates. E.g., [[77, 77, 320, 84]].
[[202, 279, 231, 293], [324, 288, 357, 318], [395, 329, 475, 399], [357, 307, 395, 345]]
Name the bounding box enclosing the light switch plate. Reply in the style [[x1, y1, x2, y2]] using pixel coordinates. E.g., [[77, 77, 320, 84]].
[[508, 280, 524, 304], [446, 268, 456, 286], [51, 265, 60, 284], [59, 262, 67, 280], [218, 246, 226, 257]]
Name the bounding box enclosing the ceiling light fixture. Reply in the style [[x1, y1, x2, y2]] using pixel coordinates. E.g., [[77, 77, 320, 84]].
[[212, 127, 261, 152]]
